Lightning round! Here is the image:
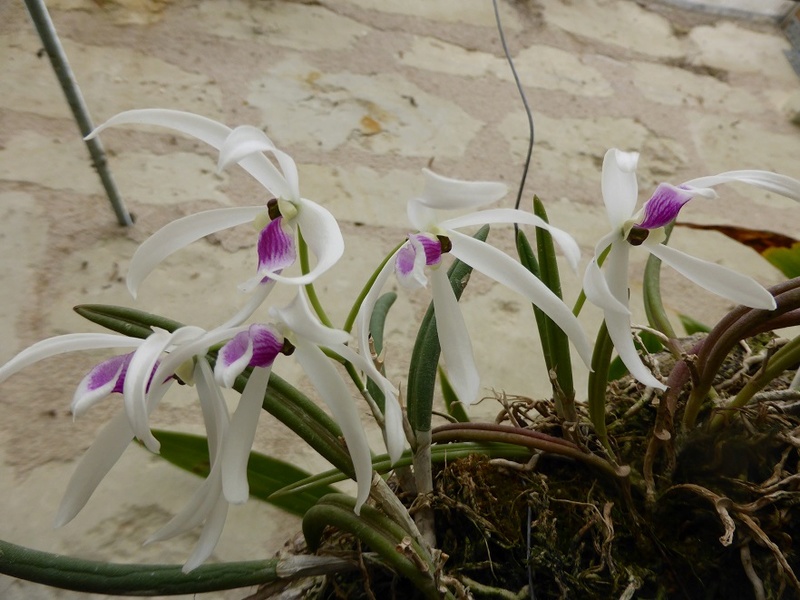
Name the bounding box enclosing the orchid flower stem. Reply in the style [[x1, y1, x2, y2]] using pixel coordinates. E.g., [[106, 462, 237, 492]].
[[643, 224, 678, 341], [297, 229, 333, 328], [343, 241, 405, 333], [712, 333, 800, 431], [574, 244, 612, 317]]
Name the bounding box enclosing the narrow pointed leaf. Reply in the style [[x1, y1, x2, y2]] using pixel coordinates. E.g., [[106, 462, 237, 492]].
[[678, 313, 711, 335], [0, 538, 354, 595], [533, 197, 575, 415], [515, 228, 558, 376], [75, 304, 183, 338]]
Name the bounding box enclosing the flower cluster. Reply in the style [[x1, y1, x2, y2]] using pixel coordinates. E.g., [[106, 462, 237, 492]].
[[1, 109, 798, 572]]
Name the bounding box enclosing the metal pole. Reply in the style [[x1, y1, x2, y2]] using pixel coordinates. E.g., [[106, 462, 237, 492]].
[[24, 0, 134, 227]]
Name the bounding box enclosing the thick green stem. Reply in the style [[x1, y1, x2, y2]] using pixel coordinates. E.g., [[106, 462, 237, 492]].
[[0, 538, 354, 596]]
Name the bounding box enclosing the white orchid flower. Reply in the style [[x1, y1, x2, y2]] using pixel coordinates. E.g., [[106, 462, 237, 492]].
[[0, 324, 239, 528], [584, 148, 800, 390], [88, 109, 344, 304], [356, 169, 593, 408], [213, 290, 397, 514]]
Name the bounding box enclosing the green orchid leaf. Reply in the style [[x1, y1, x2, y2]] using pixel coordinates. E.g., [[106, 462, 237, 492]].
[[678, 313, 711, 335], [515, 227, 553, 373], [407, 225, 489, 434], [75, 304, 183, 338], [152, 430, 338, 516], [533, 197, 575, 405], [0, 538, 354, 595]]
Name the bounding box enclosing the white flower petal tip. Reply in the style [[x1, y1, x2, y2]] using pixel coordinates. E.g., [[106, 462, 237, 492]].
[[610, 149, 640, 172], [418, 168, 508, 210]]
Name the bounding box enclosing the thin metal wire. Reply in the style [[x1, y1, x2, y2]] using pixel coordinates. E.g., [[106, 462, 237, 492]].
[[492, 0, 535, 217], [24, 0, 133, 226]]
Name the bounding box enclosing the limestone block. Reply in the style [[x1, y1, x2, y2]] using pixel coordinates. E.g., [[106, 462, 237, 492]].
[[0, 32, 222, 121], [248, 57, 482, 157]]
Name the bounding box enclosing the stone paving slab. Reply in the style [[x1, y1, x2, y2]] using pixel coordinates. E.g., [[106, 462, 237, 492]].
[[0, 0, 798, 597]]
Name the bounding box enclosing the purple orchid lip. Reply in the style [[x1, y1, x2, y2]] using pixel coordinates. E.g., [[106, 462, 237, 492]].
[[218, 324, 285, 372], [396, 233, 444, 278], [86, 353, 133, 396], [257, 216, 296, 279], [635, 183, 696, 230]]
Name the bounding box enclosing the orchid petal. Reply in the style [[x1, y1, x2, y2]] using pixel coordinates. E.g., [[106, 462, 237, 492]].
[[448, 231, 594, 368], [583, 257, 630, 315], [430, 267, 480, 405], [218, 280, 276, 329], [604, 309, 666, 390], [407, 199, 438, 232], [602, 149, 639, 228], [416, 168, 508, 210], [636, 183, 713, 230], [54, 410, 136, 527], [257, 198, 344, 285], [219, 126, 299, 199], [645, 242, 777, 310], [148, 359, 228, 557], [215, 331, 254, 388], [89, 109, 231, 146], [0, 334, 141, 383], [149, 326, 245, 394], [123, 330, 172, 452], [71, 353, 132, 418], [395, 236, 430, 290], [271, 292, 350, 348], [222, 366, 271, 504], [335, 343, 404, 464], [89, 109, 293, 200], [682, 170, 800, 202], [293, 339, 372, 514], [583, 232, 630, 315], [355, 253, 399, 391], [257, 216, 296, 276], [127, 207, 262, 298], [195, 359, 229, 459], [123, 326, 206, 452], [181, 497, 229, 573], [441, 208, 581, 272]]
